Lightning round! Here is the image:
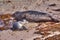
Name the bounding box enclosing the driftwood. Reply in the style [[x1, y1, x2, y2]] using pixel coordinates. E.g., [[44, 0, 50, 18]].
[[12, 10, 59, 22]]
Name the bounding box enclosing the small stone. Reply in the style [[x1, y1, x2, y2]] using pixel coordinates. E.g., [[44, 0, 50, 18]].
[[6, 0, 11, 3], [0, 19, 5, 27], [21, 39, 23, 40], [52, 9, 60, 11], [48, 3, 56, 6], [33, 37, 41, 40]]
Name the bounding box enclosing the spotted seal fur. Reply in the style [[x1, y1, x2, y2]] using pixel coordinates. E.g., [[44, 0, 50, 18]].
[[12, 10, 59, 22]]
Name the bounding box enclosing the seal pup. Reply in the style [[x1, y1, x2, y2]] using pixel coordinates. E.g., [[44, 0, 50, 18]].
[[12, 10, 59, 22], [11, 20, 28, 30]]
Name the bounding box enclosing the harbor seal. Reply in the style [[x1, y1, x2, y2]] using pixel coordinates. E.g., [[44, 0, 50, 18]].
[[12, 10, 59, 22], [11, 21, 27, 30]]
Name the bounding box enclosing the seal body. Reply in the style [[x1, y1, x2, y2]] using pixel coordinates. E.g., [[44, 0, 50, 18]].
[[12, 10, 59, 22]]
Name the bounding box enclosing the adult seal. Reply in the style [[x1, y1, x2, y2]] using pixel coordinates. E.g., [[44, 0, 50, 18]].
[[12, 10, 59, 22]]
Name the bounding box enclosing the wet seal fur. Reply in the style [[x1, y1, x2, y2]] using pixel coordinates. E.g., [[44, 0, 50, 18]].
[[11, 22, 27, 30], [12, 10, 59, 22]]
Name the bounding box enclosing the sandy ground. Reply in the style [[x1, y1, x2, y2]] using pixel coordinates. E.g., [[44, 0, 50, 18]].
[[0, 0, 60, 40]]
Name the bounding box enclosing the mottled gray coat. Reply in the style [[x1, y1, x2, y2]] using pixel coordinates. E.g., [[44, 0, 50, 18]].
[[12, 11, 59, 22]]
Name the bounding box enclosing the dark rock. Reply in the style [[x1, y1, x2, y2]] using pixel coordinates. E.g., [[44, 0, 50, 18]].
[[48, 3, 56, 6], [33, 37, 41, 40], [52, 9, 60, 11], [7, 0, 11, 3], [21, 39, 23, 40], [0, 19, 5, 27]]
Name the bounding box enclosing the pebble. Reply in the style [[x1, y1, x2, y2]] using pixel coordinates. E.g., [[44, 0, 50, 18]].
[[48, 3, 56, 6], [52, 8, 60, 11], [0, 19, 5, 27]]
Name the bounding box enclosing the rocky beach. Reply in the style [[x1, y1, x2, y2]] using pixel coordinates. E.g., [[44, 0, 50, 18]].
[[0, 0, 60, 40]]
